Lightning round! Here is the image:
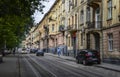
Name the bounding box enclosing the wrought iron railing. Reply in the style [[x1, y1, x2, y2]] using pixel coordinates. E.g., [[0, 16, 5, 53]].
[[87, 21, 102, 29], [67, 24, 77, 31]]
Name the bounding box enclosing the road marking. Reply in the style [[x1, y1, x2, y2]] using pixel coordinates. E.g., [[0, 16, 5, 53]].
[[28, 55, 57, 77], [23, 57, 42, 77]]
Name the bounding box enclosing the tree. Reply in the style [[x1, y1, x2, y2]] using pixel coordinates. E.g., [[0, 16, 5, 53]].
[[0, 0, 48, 49]]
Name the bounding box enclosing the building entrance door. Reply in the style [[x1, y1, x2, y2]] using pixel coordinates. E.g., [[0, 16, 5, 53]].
[[94, 33, 100, 51]]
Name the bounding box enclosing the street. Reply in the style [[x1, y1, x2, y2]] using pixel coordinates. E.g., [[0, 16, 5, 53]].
[[16, 53, 120, 77]]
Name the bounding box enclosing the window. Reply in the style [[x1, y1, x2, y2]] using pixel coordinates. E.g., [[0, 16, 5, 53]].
[[108, 33, 113, 51], [107, 0, 112, 19], [69, 18, 70, 26], [95, 8, 100, 28], [69, 0, 70, 12], [62, 0, 65, 3], [81, 33, 83, 46], [86, 7, 91, 22], [72, 0, 74, 9], [75, 14, 77, 26], [80, 10, 84, 24], [72, 16, 74, 25], [119, 32, 120, 51], [52, 24, 54, 32], [72, 37, 74, 46], [81, 0, 84, 3], [68, 37, 70, 47], [75, 0, 77, 6]]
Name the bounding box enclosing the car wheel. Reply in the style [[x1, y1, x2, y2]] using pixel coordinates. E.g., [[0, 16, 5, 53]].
[[83, 60, 87, 65], [97, 61, 101, 64]]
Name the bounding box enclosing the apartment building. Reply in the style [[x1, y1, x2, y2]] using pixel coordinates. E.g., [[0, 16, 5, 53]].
[[46, 0, 67, 54], [26, 0, 120, 61], [102, 0, 120, 59], [63, 0, 102, 57]]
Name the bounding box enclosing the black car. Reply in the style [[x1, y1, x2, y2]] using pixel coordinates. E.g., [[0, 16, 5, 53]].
[[76, 49, 101, 65], [30, 49, 38, 53], [36, 49, 44, 56]]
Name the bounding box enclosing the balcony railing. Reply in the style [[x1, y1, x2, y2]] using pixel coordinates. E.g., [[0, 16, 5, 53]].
[[67, 24, 77, 32], [87, 21, 102, 30]]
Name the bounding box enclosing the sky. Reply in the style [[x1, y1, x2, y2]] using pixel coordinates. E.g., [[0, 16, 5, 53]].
[[33, 0, 56, 24]]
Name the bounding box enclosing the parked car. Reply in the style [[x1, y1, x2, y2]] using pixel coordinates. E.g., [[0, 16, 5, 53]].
[[36, 49, 44, 56], [30, 49, 38, 53], [4, 49, 11, 55], [76, 49, 101, 65]]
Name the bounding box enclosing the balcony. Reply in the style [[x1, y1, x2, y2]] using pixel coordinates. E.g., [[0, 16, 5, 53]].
[[67, 24, 77, 32], [87, 0, 101, 7], [48, 35, 55, 40], [87, 21, 102, 31]]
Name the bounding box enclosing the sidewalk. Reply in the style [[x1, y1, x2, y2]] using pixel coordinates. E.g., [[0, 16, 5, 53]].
[[46, 53, 120, 72], [0, 54, 19, 77]]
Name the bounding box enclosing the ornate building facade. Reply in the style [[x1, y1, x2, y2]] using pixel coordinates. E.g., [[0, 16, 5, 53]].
[[25, 0, 120, 61]]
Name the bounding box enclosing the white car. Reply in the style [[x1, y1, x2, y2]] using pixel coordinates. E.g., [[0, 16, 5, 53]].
[[21, 49, 27, 54]]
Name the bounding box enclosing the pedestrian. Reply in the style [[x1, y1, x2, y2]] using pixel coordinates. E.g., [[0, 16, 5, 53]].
[[57, 48, 61, 56], [13, 48, 15, 56]]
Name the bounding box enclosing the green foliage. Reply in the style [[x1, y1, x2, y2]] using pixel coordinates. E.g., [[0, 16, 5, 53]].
[[0, 0, 47, 49]]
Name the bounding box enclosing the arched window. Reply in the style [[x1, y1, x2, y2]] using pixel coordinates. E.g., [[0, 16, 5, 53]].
[[107, 0, 112, 19], [80, 10, 84, 24]]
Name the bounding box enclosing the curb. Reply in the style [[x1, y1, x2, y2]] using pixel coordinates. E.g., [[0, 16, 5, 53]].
[[95, 65, 120, 72], [46, 53, 120, 72], [46, 53, 76, 62]]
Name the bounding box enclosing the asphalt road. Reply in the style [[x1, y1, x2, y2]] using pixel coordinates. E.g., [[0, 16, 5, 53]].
[[19, 54, 120, 77]]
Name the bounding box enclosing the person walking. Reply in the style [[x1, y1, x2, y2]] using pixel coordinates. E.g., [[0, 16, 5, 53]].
[[57, 48, 61, 56], [13, 48, 15, 56]]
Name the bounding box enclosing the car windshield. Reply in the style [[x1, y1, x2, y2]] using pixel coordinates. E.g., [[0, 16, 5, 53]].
[[38, 50, 42, 52], [87, 50, 98, 57], [87, 52, 93, 56]]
